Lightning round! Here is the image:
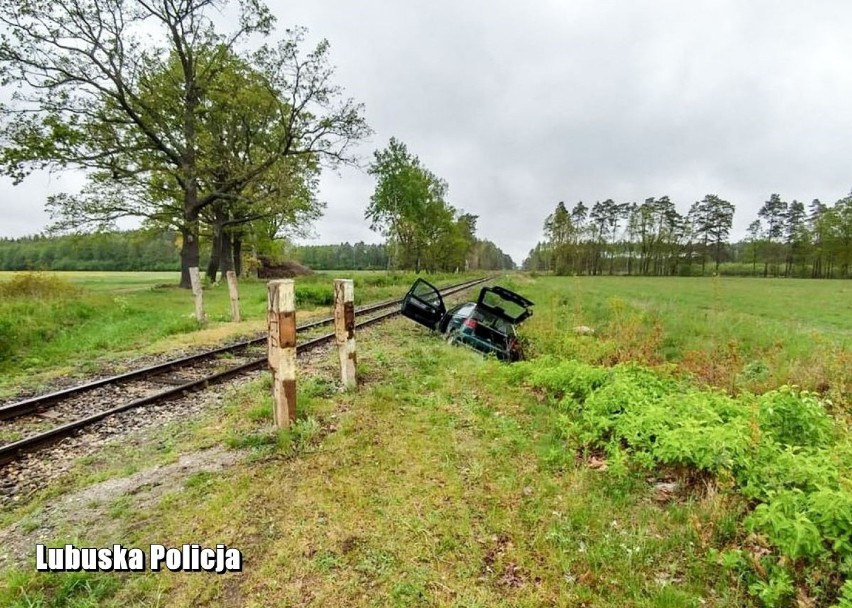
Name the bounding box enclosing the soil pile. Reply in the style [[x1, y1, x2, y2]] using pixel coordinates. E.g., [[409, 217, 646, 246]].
[[257, 257, 314, 279]]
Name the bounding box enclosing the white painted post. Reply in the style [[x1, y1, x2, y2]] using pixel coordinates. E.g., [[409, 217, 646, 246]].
[[189, 266, 206, 323], [267, 280, 297, 427], [226, 270, 241, 323], [334, 279, 357, 390]]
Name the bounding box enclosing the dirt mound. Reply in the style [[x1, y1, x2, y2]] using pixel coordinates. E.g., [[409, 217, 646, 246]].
[[257, 257, 314, 279]]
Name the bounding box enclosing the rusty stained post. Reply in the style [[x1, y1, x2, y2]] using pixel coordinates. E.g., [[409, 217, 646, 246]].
[[189, 266, 206, 323], [226, 270, 241, 322], [334, 279, 357, 390], [267, 279, 297, 427]]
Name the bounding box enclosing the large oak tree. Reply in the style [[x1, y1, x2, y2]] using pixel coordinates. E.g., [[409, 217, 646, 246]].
[[0, 1, 368, 287]]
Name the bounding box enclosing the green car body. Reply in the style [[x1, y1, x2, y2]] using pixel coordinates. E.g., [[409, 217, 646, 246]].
[[401, 279, 534, 362]]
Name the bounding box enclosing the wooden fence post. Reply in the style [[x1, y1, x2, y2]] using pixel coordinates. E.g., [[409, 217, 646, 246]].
[[226, 270, 241, 322], [267, 279, 297, 427], [189, 266, 205, 323], [334, 279, 357, 390]]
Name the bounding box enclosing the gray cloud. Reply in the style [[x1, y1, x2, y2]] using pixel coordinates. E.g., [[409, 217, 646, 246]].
[[3, 0, 852, 264]]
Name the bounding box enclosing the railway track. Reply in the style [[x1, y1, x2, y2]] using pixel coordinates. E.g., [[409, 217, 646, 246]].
[[0, 277, 487, 466]]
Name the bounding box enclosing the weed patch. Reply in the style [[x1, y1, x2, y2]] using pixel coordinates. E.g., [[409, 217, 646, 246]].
[[0, 569, 122, 607], [510, 357, 851, 606]]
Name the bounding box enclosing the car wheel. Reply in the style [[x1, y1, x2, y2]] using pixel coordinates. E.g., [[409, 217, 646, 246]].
[[445, 329, 460, 345]]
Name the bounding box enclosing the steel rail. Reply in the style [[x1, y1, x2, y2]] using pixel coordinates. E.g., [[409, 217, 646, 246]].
[[0, 277, 488, 465]]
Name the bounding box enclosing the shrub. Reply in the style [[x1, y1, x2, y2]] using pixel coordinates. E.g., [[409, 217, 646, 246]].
[[508, 357, 610, 400], [746, 490, 826, 561], [0, 272, 79, 299], [295, 285, 334, 307], [757, 387, 833, 449]]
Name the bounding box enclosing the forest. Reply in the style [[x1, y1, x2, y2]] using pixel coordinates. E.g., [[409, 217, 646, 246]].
[[296, 239, 514, 271], [523, 193, 852, 277], [0, 231, 515, 273]]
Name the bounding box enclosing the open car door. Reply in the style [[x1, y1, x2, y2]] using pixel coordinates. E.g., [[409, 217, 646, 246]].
[[401, 278, 446, 330], [477, 286, 534, 324]]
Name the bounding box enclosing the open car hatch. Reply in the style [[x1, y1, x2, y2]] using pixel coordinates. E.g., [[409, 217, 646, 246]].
[[476, 286, 534, 324], [400, 278, 446, 329]]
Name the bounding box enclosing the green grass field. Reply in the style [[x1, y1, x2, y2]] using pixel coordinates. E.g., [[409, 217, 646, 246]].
[[509, 275, 851, 405], [0, 273, 849, 607]]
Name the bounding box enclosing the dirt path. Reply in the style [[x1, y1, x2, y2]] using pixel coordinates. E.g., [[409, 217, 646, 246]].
[[0, 446, 244, 571]]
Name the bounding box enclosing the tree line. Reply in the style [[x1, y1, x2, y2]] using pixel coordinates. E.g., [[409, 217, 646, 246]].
[[0, 232, 387, 272], [0, 232, 180, 271], [0, 230, 516, 273], [523, 193, 852, 278], [295, 239, 513, 271], [0, 0, 369, 288]]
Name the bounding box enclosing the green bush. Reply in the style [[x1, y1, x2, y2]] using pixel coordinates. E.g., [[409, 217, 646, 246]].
[[746, 490, 826, 560], [737, 444, 839, 500], [295, 285, 334, 307], [506, 356, 610, 401], [0, 272, 80, 299], [757, 387, 834, 448]]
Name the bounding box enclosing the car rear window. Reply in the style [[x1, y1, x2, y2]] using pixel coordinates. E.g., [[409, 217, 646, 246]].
[[471, 308, 511, 334], [480, 290, 527, 322]]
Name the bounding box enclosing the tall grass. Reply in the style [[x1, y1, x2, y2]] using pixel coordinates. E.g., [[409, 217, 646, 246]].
[[0, 273, 197, 375], [0, 274, 93, 366]]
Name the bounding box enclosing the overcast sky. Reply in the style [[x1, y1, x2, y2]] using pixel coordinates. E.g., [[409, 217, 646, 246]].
[[3, 0, 852, 264]]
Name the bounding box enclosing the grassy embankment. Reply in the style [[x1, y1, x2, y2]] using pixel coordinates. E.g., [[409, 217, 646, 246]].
[[0, 274, 849, 607]]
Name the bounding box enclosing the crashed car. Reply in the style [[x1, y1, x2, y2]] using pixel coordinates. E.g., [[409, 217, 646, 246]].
[[400, 279, 534, 361]]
